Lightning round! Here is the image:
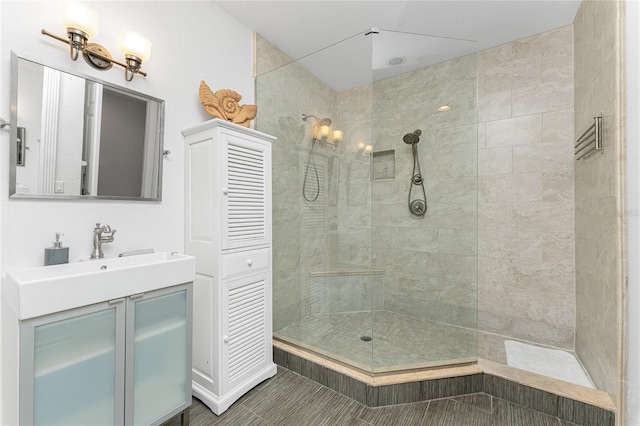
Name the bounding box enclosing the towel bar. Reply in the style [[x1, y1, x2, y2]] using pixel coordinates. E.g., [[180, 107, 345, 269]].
[[574, 113, 603, 160]]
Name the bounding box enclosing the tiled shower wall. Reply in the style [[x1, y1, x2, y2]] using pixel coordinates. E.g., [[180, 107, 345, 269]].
[[476, 26, 576, 351], [573, 0, 621, 398]]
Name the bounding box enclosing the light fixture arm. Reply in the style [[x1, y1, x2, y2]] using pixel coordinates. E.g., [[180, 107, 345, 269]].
[[41, 28, 147, 79], [66, 28, 89, 60], [124, 54, 143, 81]]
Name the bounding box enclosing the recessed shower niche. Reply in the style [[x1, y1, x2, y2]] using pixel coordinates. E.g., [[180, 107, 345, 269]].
[[372, 150, 395, 181]]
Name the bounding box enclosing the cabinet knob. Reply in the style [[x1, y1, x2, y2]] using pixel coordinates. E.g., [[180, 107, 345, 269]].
[[223, 335, 229, 343], [247, 259, 253, 266], [222, 188, 229, 195]]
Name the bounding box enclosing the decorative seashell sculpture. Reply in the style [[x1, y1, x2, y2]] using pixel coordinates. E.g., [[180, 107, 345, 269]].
[[199, 81, 257, 128]]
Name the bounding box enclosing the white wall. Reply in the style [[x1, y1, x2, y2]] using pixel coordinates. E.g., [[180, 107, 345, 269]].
[[0, 1, 254, 267], [626, 1, 639, 423], [0, 0, 254, 419]]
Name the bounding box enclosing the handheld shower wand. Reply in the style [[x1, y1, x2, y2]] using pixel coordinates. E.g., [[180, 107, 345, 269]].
[[301, 113, 332, 202], [403, 130, 427, 216]]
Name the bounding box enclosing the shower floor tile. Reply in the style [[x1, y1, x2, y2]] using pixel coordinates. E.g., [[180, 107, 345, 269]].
[[274, 310, 476, 372]]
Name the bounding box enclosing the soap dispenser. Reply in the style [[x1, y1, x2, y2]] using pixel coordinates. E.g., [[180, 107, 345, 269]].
[[44, 233, 69, 266]]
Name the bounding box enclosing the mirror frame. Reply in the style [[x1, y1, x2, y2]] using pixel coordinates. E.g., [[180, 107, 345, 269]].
[[9, 51, 165, 201]]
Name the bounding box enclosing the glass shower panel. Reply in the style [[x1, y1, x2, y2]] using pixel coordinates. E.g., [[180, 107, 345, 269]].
[[256, 32, 376, 371], [371, 30, 478, 371]]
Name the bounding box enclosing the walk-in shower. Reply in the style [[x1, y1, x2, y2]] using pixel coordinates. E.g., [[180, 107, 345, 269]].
[[253, 1, 623, 412], [256, 28, 478, 373]]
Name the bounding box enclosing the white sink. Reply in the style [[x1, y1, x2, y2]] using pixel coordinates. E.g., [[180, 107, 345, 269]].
[[3, 252, 196, 319]]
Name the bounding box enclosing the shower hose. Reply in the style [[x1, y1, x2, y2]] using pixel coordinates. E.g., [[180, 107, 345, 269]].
[[303, 138, 320, 202]]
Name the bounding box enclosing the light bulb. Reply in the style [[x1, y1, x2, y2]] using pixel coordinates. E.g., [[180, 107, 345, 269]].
[[60, 2, 98, 38], [119, 30, 152, 62]]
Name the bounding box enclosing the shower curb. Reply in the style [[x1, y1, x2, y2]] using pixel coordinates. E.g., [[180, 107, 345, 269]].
[[273, 342, 615, 426]]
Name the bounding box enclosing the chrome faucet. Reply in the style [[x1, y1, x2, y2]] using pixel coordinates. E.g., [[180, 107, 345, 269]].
[[90, 223, 117, 259]]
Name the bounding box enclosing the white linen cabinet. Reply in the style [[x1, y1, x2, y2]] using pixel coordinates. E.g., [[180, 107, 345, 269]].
[[182, 119, 277, 415]]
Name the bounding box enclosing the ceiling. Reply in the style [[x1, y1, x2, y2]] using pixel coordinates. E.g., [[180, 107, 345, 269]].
[[214, 1, 581, 91]]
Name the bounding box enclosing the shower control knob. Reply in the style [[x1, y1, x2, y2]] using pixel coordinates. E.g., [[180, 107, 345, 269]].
[[410, 199, 427, 216], [247, 259, 253, 266], [222, 188, 229, 195]]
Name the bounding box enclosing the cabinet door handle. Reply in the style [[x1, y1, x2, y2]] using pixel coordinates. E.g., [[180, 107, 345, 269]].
[[247, 259, 253, 266], [222, 188, 229, 195], [129, 293, 144, 300], [108, 298, 125, 305], [223, 335, 229, 343]]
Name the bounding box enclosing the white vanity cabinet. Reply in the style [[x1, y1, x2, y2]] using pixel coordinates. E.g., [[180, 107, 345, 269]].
[[183, 119, 277, 415], [16, 284, 192, 426]]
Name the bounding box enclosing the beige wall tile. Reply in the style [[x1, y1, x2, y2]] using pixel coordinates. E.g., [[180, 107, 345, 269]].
[[478, 91, 512, 122], [512, 81, 574, 116], [512, 142, 572, 174], [542, 172, 574, 203], [478, 147, 512, 176], [485, 115, 543, 147], [543, 109, 574, 143]]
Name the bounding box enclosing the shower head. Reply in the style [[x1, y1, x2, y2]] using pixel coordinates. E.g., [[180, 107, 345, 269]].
[[302, 113, 332, 127], [403, 129, 422, 144], [303, 113, 333, 141]]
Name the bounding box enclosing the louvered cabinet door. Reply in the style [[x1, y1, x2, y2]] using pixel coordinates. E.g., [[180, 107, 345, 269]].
[[220, 271, 271, 394], [220, 131, 271, 250]]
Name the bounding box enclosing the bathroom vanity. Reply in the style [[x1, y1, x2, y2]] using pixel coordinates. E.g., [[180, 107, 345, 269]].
[[1, 252, 195, 426], [183, 119, 277, 415]]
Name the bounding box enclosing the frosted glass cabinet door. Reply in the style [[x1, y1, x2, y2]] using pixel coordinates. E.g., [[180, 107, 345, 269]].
[[126, 285, 192, 426], [20, 302, 125, 426]]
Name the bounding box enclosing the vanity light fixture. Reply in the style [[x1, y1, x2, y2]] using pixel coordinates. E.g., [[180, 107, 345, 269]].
[[119, 30, 152, 81], [41, 2, 150, 81]]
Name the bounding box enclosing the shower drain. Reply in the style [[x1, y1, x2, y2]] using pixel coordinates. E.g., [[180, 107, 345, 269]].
[[360, 335, 372, 342]]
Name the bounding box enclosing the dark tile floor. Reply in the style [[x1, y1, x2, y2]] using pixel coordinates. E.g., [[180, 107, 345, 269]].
[[164, 367, 581, 426]]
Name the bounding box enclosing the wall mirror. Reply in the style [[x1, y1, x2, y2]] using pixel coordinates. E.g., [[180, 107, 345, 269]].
[[9, 52, 165, 201]]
